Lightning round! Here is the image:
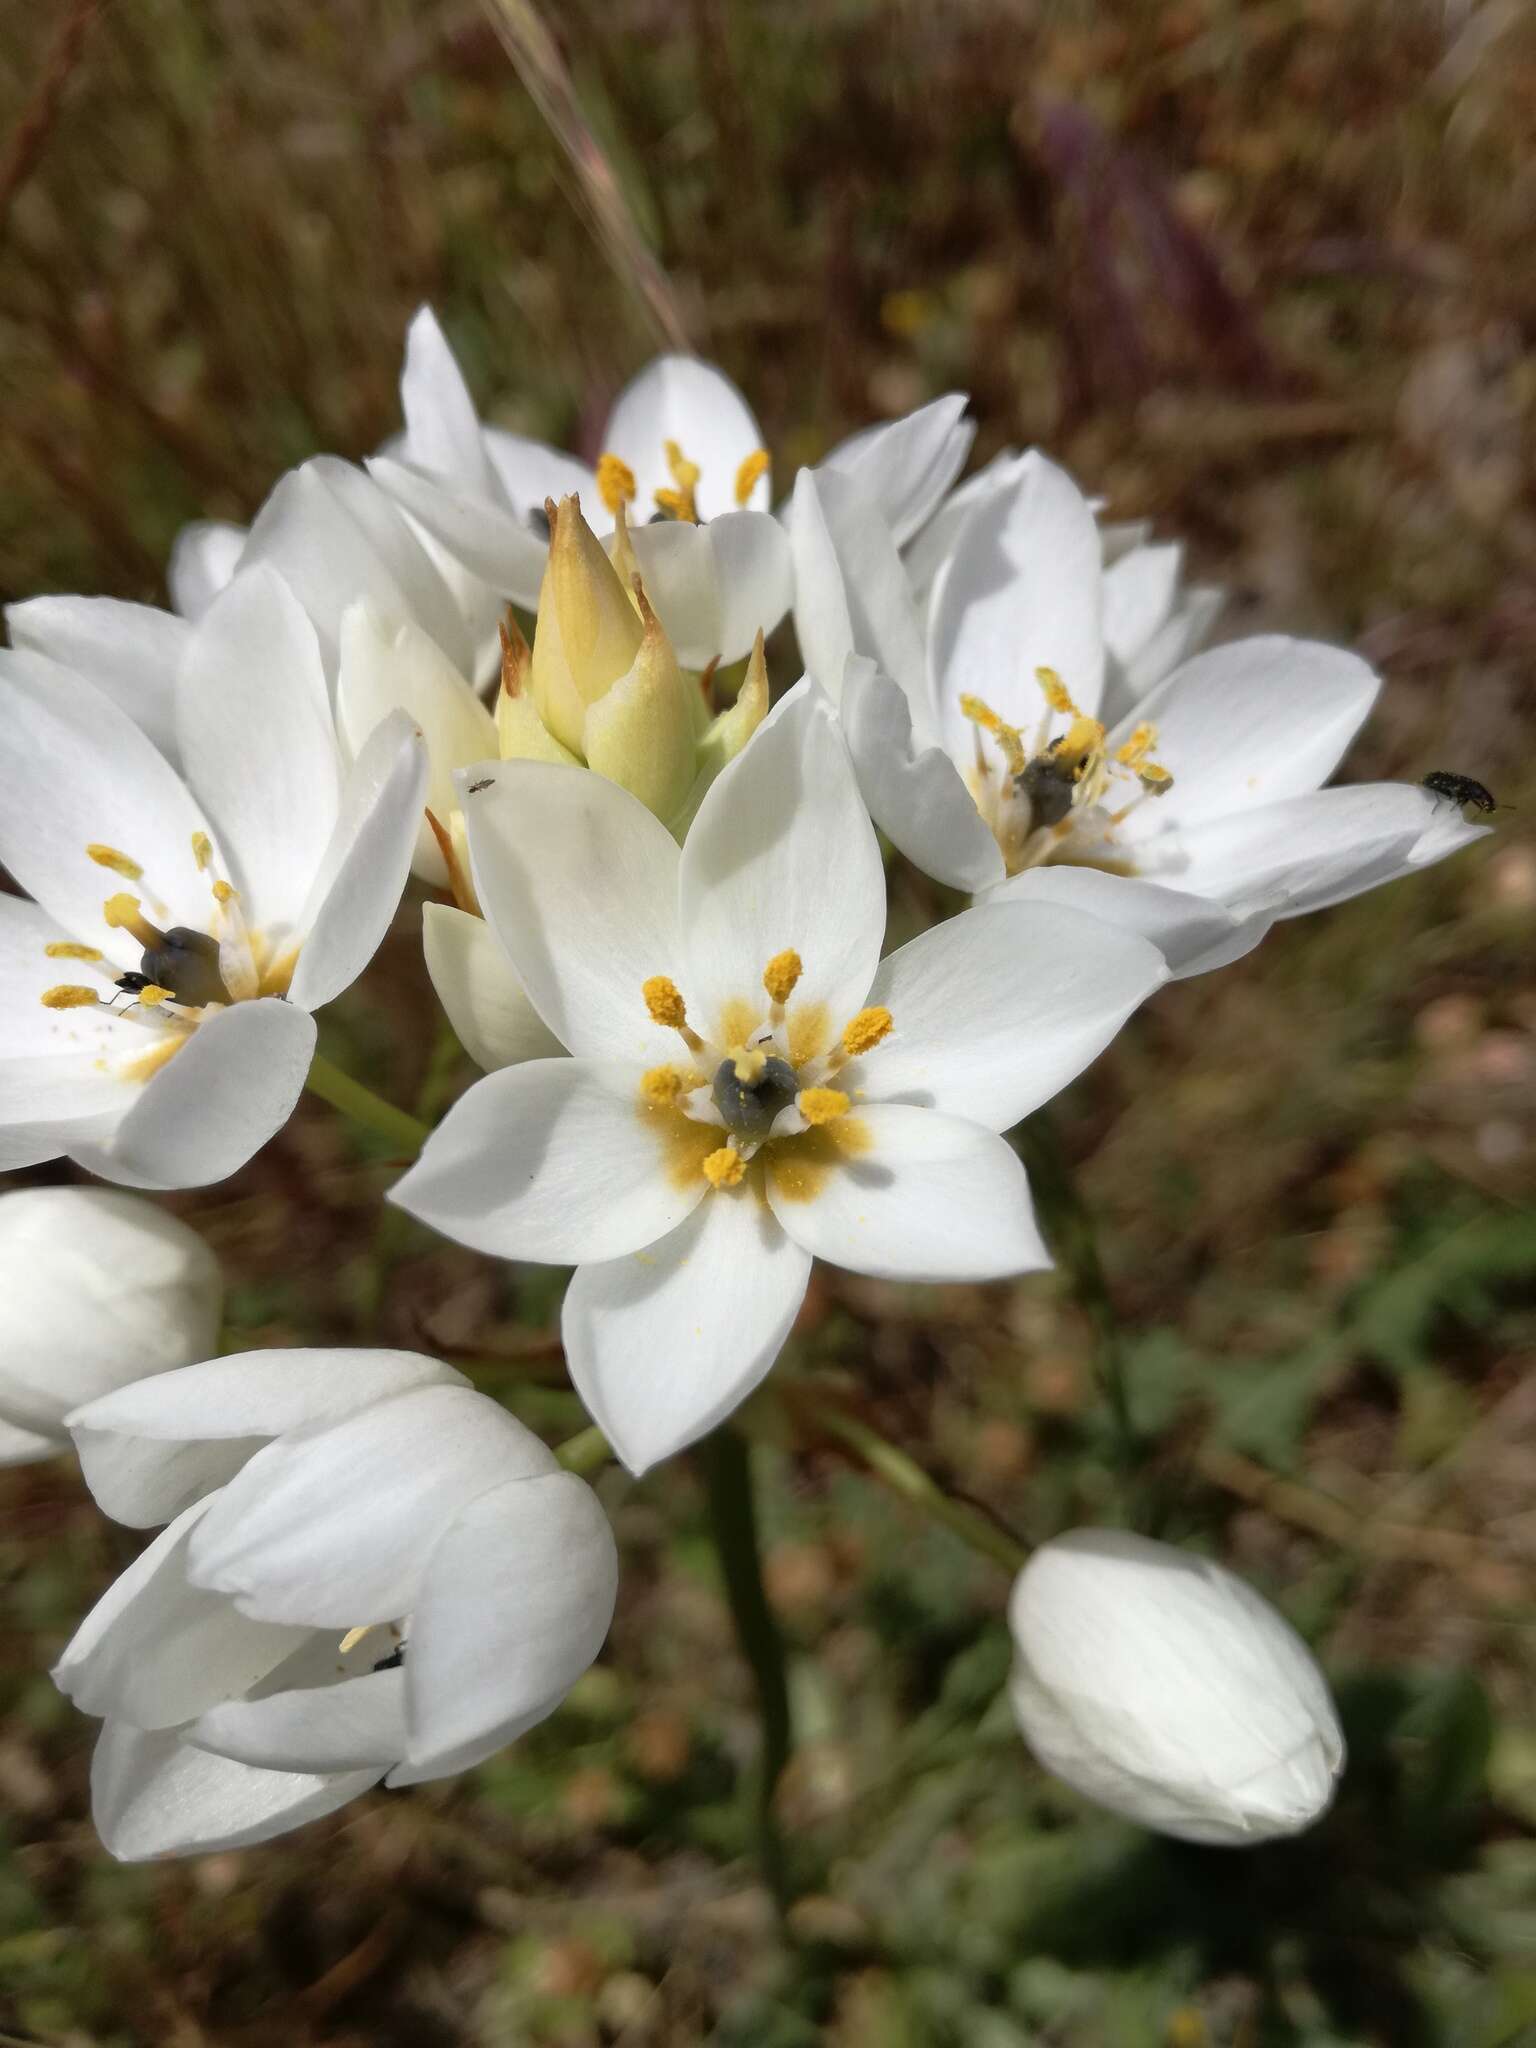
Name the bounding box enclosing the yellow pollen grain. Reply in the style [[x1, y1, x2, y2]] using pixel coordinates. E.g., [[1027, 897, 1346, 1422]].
[[703, 1145, 747, 1189], [734, 448, 770, 506], [41, 984, 99, 1009], [763, 949, 802, 1004], [732, 1044, 767, 1084], [798, 1086, 850, 1126], [44, 942, 102, 960], [86, 844, 142, 880], [1035, 666, 1078, 717], [642, 975, 688, 1029], [596, 452, 637, 514], [191, 831, 214, 871], [959, 693, 1026, 777], [841, 1006, 893, 1058]]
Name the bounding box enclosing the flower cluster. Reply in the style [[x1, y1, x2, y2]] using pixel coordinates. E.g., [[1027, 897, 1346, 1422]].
[[1, 309, 1491, 1861]]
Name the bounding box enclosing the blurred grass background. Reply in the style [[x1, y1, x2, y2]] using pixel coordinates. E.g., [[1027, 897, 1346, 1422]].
[[2, 1, 1536, 2042]]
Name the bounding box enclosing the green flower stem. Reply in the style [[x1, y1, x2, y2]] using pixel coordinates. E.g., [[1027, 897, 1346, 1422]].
[[697, 1427, 793, 1914], [305, 1052, 430, 1155], [1015, 1110, 1136, 1465], [809, 1401, 1027, 1574], [555, 1424, 612, 1476]]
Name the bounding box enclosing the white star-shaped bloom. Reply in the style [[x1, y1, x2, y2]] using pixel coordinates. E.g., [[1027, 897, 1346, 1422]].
[[791, 451, 1490, 975], [0, 567, 426, 1188], [391, 683, 1167, 1473]]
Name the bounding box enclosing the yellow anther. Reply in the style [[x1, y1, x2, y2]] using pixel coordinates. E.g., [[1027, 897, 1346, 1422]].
[[763, 949, 803, 1005], [642, 975, 689, 1029], [1114, 721, 1159, 771], [134, 984, 172, 1009], [732, 1044, 767, 1085], [798, 1086, 850, 1126], [652, 486, 697, 523], [703, 1145, 747, 1189], [596, 452, 637, 515], [640, 1064, 689, 1109], [1057, 715, 1106, 767], [664, 439, 701, 492], [191, 831, 214, 871], [211, 879, 236, 905], [44, 942, 102, 961], [841, 1006, 894, 1058], [1035, 667, 1079, 717], [41, 984, 100, 1009], [958, 693, 1027, 777], [102, 893, 162, 949], [1138, 760, 1174, 792], [734, 447, 770, 506], [87, 844, 142, 880], [338, 1625, 375, 1656]]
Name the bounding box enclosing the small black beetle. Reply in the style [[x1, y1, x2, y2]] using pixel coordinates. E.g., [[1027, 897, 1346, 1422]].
[[1421, 771, 1497, 814]]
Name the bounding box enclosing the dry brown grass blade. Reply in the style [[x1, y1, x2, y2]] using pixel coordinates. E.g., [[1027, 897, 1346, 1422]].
[[481, 0, 689, 353], [0, 0, 103, 243]]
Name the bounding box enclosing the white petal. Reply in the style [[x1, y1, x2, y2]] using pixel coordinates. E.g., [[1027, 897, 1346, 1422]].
[[627, 511, 791, 668], [55, 1498, 306, 1727], [1103, 585, 1225, 726], [191, 1667, 407, 1774], [1100, 543, 1182, 672], [399, 1470, 617, 1780], [858, 902, 1166, 1130], [167, 519, 248, 620], [366, 454, 549, 609], [988, 866, 1270, 980], [178, 567, 340, 931], [483, 426, 597, 517], [458, 762, 682, 1063], [336, 603, 494, 885], [289, 712, 428, 1011], [787, 466, 854, 701], [399, 305, 500, 497], [70, 1347, 466, 1529], [5, 596, 190, 762], [678, 682, 886, 1050], [0, 1049, 137, 1128], [767, 1103, 1050, 1282], [1138, 782, 1439, 914], [422, 902, 564, 1071], [91, 1719, 379, 1861], [842, 659, 1005, 893], [563, 1187, 812, 1474], [0, 654, 217, 967], [0, 1417, 60, 1464], [188, 1383, 555, 1628], [241, 456, 473, 678], [901, 449, 1031, 612], [603, 354, 769, 522], [931, 451, 1106, 757], [821, 395, 975, 546], [0, 1186, 221, 1437], [787, 470, 928, 709], [80, 997, 315, 1191], [391, 1057, 704, 1262], [0, 895, 123, 1056], [1115, 637, 1380, 839]]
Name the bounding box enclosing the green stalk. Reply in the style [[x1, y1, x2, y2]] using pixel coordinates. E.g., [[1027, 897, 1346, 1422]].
[[697, 1428, 793, 1913], [810, 1402, 1027, 1574], [555, 1424, 612, 1476], [305, 1052, 430, 1154]]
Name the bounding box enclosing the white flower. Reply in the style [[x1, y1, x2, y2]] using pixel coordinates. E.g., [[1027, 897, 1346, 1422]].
[[793, 451, 1490, 975], [0, 1188, 221, 1466], [392, 684, 1166, 1474], [1008, 1529, 1345, 1845], [53, 1348, 618, 1860], [0, 567, 427, 1189], [366, 308, 789, 669]]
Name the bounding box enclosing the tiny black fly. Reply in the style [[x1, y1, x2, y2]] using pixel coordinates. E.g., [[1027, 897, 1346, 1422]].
[[1421, 771, 1497, 814], [467, 777, 495, 794], [1016, 744, 1079, 829]]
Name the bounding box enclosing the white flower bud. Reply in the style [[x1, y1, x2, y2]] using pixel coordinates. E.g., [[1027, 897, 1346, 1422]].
[[0, 1189, 222, 1461], [1007, 1529, 1344, 1845]]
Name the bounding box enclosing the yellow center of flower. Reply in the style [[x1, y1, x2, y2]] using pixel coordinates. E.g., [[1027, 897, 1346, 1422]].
[[959, 667, 1174, 877], [35, 831, 303, 1087], [632, 955, 893, 1201]]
